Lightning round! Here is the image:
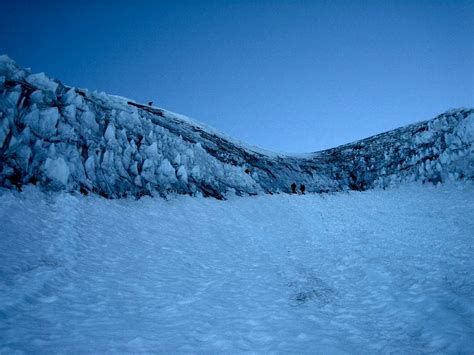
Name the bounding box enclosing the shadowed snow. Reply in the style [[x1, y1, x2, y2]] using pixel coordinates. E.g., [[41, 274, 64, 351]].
[[0, 183, 473, 352]]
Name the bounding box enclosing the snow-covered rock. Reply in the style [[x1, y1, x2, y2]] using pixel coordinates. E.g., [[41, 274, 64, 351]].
[[0, 54, 473, 198]]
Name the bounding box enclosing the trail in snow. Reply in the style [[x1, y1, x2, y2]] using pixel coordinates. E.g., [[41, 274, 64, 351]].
[[0, 184, 473, 353]]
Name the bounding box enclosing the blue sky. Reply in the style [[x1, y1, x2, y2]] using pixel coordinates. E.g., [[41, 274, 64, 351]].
[[1, 0, 473, 153]]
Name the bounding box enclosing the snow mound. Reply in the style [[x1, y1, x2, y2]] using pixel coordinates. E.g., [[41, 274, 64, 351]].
[[0, 54, 473, 198]]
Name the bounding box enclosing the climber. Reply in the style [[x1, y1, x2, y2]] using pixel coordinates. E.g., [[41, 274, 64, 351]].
[[300, 184, 306, 194], [148, 101, 153, 106], [291, 183, 297, 194]]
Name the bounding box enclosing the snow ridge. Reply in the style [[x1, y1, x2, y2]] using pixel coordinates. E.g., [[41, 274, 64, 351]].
[[0, 55, 473, 198]]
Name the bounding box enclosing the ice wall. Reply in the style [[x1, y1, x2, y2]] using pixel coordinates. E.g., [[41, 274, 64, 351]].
[[0, 55, 473, 198]]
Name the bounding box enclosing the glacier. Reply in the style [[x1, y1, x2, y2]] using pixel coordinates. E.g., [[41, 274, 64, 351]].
[[1, 55, 473, 199], [0, 184, 473, 352], [1, 55, 473, 353]]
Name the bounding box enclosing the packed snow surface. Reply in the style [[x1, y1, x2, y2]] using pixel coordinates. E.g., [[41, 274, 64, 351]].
[[1, 184, 473, 353]]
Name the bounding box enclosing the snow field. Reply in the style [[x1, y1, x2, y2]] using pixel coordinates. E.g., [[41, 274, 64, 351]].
[[0, 183, 473, 353]]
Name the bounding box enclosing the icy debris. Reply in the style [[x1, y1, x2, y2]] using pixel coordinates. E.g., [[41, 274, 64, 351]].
[[14, 145, 32, 172], [38, 107, 59, 138], [0, 56, 473, 198], [61, 104, 76, 121], [22, 106, 59, 138], [191, 166, 201, 179], [414, 130, 434, 144], [29, 90, 45, 104], [6, 90, 21, 107], [21, 106, 40, 129], [25, 72, 58, 92], [158, 159, 175, 178], [22, 104, 59, 138], [104, 122, 116, 143], [79, 111, 99, 135], [144, 142, 159, 159], [0, 54, 15, 64], [0, 118, 10, 148], [456, 113, 474, 143], [141, 159, 156, 183], [177, 165, 188, 183], [44, 157, 70, 186], [0, 55, 19, 78]]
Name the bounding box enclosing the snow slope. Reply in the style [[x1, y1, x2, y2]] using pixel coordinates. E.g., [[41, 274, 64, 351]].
[[1, 55, 473, 198], [0, 184, 473, 353]]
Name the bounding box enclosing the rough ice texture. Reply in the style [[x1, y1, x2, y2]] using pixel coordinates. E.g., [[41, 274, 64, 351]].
[[0, 55, 473, 198]]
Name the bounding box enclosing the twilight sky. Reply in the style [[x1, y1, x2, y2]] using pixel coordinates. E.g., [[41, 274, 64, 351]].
[[1, 0, 473, 153]]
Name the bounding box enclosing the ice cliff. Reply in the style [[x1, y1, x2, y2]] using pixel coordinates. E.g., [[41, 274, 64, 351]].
[[0, 55, 473, 198]]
